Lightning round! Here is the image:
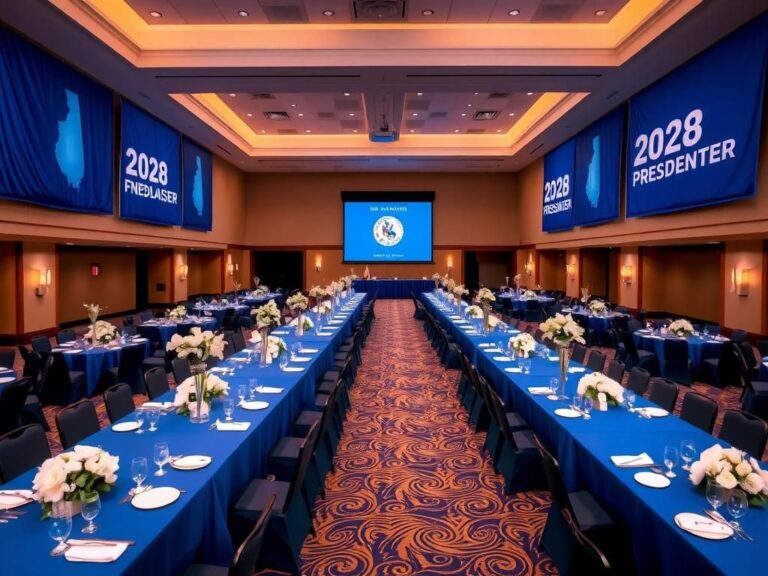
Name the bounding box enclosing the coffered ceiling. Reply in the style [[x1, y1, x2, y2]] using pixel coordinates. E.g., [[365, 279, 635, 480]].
[[0, 0, 765, 172]]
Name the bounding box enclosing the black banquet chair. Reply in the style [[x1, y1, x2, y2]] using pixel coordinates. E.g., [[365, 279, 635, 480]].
[[0, 424, 51, 483], [661, 338, 691, 385], [0, 378, 33, 435], [145, 366, 171, 400], [103, 383, 135, 423], [172, 357, 192, 385], [560, 508, 615, 576], [0, 349, 15, 369], [678, 391, 717, 433], [30, 335, 52, 354], [625, 367, 651, 396], [586, 351, 606, 373], [718, 410, 768, 460], [604, 359, 625, 383], [106, 343, 146, 394], [56, 398, 100, 449], [647, 378, 678, 413]]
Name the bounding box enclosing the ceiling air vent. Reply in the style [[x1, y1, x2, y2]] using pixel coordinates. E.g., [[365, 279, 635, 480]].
[[473, 110, 499, 121], [353, 0, 406, 22], [317, 112, 336, 119], [264, 111, 291, 121], [258, 1, 308, 23], [488, 93, 510, 99], [532, 1, 580, 23], [250, 93, 275, 100], [277, 129, 298, 135], [429, 111, 448, 119], [467, 128, 486, 134]]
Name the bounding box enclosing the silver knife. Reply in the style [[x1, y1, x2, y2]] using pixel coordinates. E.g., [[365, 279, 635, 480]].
[[705, 509, 752, 541]]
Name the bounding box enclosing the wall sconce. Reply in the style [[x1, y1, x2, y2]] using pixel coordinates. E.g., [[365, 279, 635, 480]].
[[566, 263, 575, 280], [621, 264, 634, 285], [524, 258, 534, 277], [35, 268, 51, 297], [737, 268, 751, 296], [315, 256, 322, 272], [446, 255, 454, 273], [226, 262, 238, 277], [178, 263, 188, 282]]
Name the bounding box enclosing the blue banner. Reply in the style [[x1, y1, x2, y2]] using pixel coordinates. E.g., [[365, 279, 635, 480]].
[[119, 100, 181, 226], [0, 28, 113, 214], [573, 107, 624, 227], [181, 139, 213, 231], [626, 15, 768, 217], [542, 138, 575, 232]]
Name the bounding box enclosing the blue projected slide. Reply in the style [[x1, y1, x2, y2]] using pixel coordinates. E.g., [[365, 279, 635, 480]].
[[343, 200, 433, 263]]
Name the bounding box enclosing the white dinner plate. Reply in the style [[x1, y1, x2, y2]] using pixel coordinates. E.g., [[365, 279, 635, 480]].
[[63, 349, 83, 354], [554, 408, 581, 418], [291, 356, 312, 363], [112, 421, 141, 432], [169, 455, 212, 471], [493, 356, 512, 362], [0, 366, 9, 371], [568, 367, 586, 373], [505, 367, 523, 373], [634, 471, 671, 488], [240, 400, 269, 410], [0, 376, 16, 385], [640, 407, 669, 418], [131, 486, 181, 510], [0, 490, 34, 509], [674, 512, 733, 540], [283, 367, 305, 372]]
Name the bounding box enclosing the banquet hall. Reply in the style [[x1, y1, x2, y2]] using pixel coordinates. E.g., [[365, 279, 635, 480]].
[[1, 1, 768, 575]]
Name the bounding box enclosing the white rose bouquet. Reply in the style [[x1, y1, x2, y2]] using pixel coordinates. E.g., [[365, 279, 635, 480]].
[[169, 305, 187, 319], [689, 444, 768, 506], [253, 285, 269, 296], [251, 299, 282, 330], [476, 287, 496, 305], [465, 305, 484, 318], [286, 292, 309, 313], [173, 373, 229, 417], [431, 272, 442, 280], [309, 285, 328, 300], [83, 303, 101, 324], [452, 284, 468, 298], [330, 280, 343, 294], [248, 332, 288, 359], [576, 372, 624, 405], [588, 299, 607, 315], [446, 278, 457, 292], [540, 313, 586, 346], [166, 327, 226, 364], [509, 333, 536, 358], [668, 318, 694, 337], [523, 290, 537, 299], [84, 320, 119, 345], [32, 445, 119, 518]]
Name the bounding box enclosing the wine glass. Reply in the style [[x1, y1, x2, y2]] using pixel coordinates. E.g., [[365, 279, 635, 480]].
[[147, 409, 160, 432], [237, 385, 247, 405], [548, 377, 559, 400], [248, 378, 258, 400], [625, 390, 636, 413], [279, 354, 289, 371], [154, 441, 170, 477], [80, 493, 100, 534], [572, 394, 583, 413], [726, 490, 748, 531], [680, 440, 696, 471], [706, 479, 725, 512], [663, 446, 679, 478], [135, 409, 146, 434], [223, 398, 235, 421], [48, 501, 72, 556], [131, 456, 148, 495], [582, 397, 593, 419]]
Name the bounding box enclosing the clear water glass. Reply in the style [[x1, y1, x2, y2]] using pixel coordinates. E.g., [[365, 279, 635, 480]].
[[80, 494, 100, 534], [625, 390, 636, 412], [131, 457, 147, 493], [48, 501, 72, 556], [237, 384, 247, 404], [680, 440, 696, 471], [572, 394, 583, 412], [248, 378, 258, 400], [727, 490, 748, 529], [135, 409, 146, 434], [706, 479, 725, 512], [147, 409, 160, 432], [548, 377, 559, 399], [154, 441, 170, 477], [582, 397, 593, 419], [279, 354, 289, 371], [663, 446, 679, 478], [223, 398, 235, 421]]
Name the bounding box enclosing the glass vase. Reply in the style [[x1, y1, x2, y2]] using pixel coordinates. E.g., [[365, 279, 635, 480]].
[[558, 345, 571, 400], [296, 313, 304, 336], [189, 363, 209, 424], [259, 328, 271, 367]]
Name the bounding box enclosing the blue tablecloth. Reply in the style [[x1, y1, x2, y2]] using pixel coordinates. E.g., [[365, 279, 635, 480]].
[[58, 340, 152, 397], [241, 293, 283, 308], [138, 318, 218, 347], [421, 292, 766, 576], [352, 279, 433, 299], [634, 331, 725, 373], [760, 358, 768, 380], [0, 293, 368, 576], [570, 311, 626, 346], [192, 305, 250, 328]]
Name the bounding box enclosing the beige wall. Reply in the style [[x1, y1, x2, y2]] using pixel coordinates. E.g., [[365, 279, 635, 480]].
[[147, 250, 173, 305], [723, 240, 764, 333], [581, 249, 609, 299], [539, 251, 566, 292], [618, 247, 640, 309], [22, 242, 56, 333], [0, 243, 17, 334], [188, 251, 223, 295]]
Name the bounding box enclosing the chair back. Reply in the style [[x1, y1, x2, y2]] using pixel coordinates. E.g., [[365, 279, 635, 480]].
[[625, 367, 650, 396], [56, 399, 100, 449], [0, 378, 32, 435], [39, 353, 77, 406], [144, 366, 170, 400], [284, 420, 320, 514], [21, 351, 43, 393], [485, 385, 521, 450], [719, 410, 768, 459], [738, 341, 758, 371], [757, 340, 768, 358], [30, 335, 51, 354], [533, 435, 570, 512], [122, 324, 138, 336], [232, 330, 246, 353], [561, 508, 613, 575], [140, 310, 154, 322], [0, 424, 51, 483], [679, 391, 717, 433], [56, 330, 76, 345], [0, 349, 15, 369], [103, 383, 135, 423], [604, 359, 625, 383], [171, 357, 192, 385], [230, 494, 276, 576], [704, 324, 721, 336], [117, 344, 146, 393], [730, 329, 748, 343], [648, 378, 678, 412], [586, 351, 606, 373], [570, 344, 587, 365], [627, 319, 643, 333]]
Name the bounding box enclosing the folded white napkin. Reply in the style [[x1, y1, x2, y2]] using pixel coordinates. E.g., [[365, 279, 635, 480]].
[[677, 515, 732, 535], [316, 332, 334, 336], [64, 349, 83, 354], [283, 367, 304, 372], [493, 356, 512, 362], [141, 401, 174, 410], [329, 320, 344, 325], [610, 453, 653, 467], [258, 386, 284, 394], [215, 421, 251, 431], [505, 367, 523, 373], [209, 367, 228, 373], [271, 330, 289, 335], [547, 356, 558, 362], [528, 387, 551, 395], [65, 540, 129, 563], [292, 356, 312, 363], [300, 348, 319, 353], [478, 343, 493, 348], [568, 367, 586, 373], [51, 348, 67, 352], [0, 490, 33, 507]]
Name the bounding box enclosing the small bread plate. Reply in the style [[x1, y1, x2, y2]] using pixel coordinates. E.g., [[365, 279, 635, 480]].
[[493, 356, 512, 362], [554, 408, 581, 418], [640, 407, 669, 418], [633, 471, 671, 489], [170, 455, 212, 471], [0, 376, 16, 385], [111, 421, 141, 433], [674, 512, 733, 540], [131, 487, 181, 510], [240, 400, 269, 410]]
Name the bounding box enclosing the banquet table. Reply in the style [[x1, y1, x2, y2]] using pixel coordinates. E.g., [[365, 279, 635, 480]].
[[352, 278, 433, 299], [138, 318, 218, 347], [240, 292, 283, 307], [570, 310, 626, 346], [191, 305, 250, 328], [422, 292, 766, 576], [0, 293, 367, 576], [633, 330, 726, 374], [497, 294, 555, 320]]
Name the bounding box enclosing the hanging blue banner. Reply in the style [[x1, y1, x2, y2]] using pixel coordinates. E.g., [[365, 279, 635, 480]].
[[181, 139, 213, 231], [119, 100, 181, 226], [573, 106, 624, 227], [626, 15, 768, 217], [0, 28, 113, 214], [542, 138, 575, 232]]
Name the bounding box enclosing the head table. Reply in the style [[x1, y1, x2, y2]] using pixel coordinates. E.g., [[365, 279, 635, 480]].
[[0, 294, 367, 576], [422, 292, 765, 576]]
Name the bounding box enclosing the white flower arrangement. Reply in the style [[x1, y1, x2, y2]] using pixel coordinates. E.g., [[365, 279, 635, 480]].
[[84, 320, 118, 344], [487, 315, 499, 329], [576, 372, 624, 405], [523, 290, 537, 299], [540, 313, 586, 346], [166, 327, 226, 364], [431, 272, 442, 280], [313, 301, 332, 314], [253, 285, 269, 296], [689, 444, 768, 506], [588, 299, 607, 315], [32, 445, 119, 518], [232, 280, 242, 293], [248, 332, 288, 359], [251, 299, 282, 330], [169, 305, 187, 319], [668, 318, 694, 337], [465, 305, 483, 318], [476, 287, 496, 304], [286, 292, 309, 313], [445, 278, 456, 292], [309, 285, 328, 299], [173, 373, 229, 417], [289, 315, 314, 332], [452, 284, 469, 298], [580, 287, 591, 304], [509, 333, 536, 358], [83, 303, 101, 324], [253, 276, 260, 287]]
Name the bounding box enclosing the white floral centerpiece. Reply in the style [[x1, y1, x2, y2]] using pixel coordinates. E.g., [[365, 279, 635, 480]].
[[33, 445, 119, 518], [166, 327, 226, 365], [540, 313, 586, 346], [576, 372, 624, 405], [286, 292, 308, 314], [588, 299, 607, 315], [309, 285, 328, 301], [509, 332, 536, 358], [251, 299, 281, 330], [83, 303, 101, 324], [476, 287, 496, 305], [249, 331, 288, 362], [513, 273, 521, 291], [173, 373, 229, 418], [169, 305, 187, 320], [452, 284, 468, 298], [523, 290, 537, 299], [668, 318, 694, 337], [465, 305, 483, 318], [432, 272, 442, 290], [580, 287, 591, 304], [84, 320, 119, 345], [689, 444, 768, 506]]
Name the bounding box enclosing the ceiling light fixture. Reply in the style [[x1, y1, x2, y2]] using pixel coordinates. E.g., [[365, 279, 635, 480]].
[[298, 113, 304, 117], [323, 10, 335, 17], [349, 113, 355, 117], [291, 103, 297, 107], [508, 9, 520, 16], [149, 10, 162, 18], [246, 113, 253, 117], [305, 129, 312, 133], [467, 104, 472, 107], [237, 9, 249, 17], [508, 112, 515, 116], [454, 129, 460, 133], [461, 113, 467, 117], [343, 92, 351, 96], [421, 9, 434, 16], [416, 92, 423, 96], [526, 92, 533, 96], [409, 129, 415, 133], [595, 10, 607, 16], [353, 129, 358, 133], [412, 112, 418, 116], [229, 93, 236, 97]]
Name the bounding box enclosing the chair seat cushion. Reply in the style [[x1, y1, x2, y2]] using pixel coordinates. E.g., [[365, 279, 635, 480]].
[[751, 381, 768, 394], [569, 490, 614, 531], [317, 380, 334, 395], [506, 411, 529, 430], [322, 370, 340, 382], [293, 410, 321, 437], [269, 437, 302, 461], [234, 478, 289, 517], [315, 393, 330, 409], [513, 428, 537, 451]]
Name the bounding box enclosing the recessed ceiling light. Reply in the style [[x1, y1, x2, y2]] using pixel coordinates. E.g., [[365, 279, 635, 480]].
[[454, 129, 460, 133], [416, 92, 423, 96], [149, 10, 162, 18], [412, 112, 418, 117], [66, 242, 74, 246], [474, 92, 479, 95], [467, 103, 472, 107], [421, 9, 434, 16], [229, 93, 236, 97], [260, 130, 266, 134], [409, 129, 415, 133], [323, 10, 335, 17], [305, 129, 311, 133], [496, 129, 502, 133], [246, 113, 253, 117], [343, 92, 351, 96], [353, 129, 358, 133], [298, 113, 304, 117], [461, 113, 467, 117], [348, 113, 355, 117], [290, 103, 297, 107], [508, 9, 520, 16], [508, 112, 515, 116], [594, 9, 607, 16], [237, 9, 249, 17], [526, 92, 533, 96]]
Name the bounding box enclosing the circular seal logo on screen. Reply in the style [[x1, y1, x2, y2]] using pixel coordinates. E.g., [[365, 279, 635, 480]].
[[373, 216, 404, 247]]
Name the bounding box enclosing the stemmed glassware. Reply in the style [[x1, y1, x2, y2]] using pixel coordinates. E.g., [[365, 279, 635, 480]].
[[279, 354, 289, 371], [582, 397, 593, 419], [625, 390, 636, 413], [131, 456, 148, 495], [147, 409, 160, 432], [48, 501, 72, 556], [80, 493, 100, 534], [248, 378, 259, 400], [680, 440, 696, 471], [727, 490, 748, 532], [154, 441, 170, 477], [663, 446, 679, 478], [135, 409, 146, 434], [706, 479, 726, 513], [223, 398, 235, 421], [547, 377, 559, 400], [237, 385, 247, 405]]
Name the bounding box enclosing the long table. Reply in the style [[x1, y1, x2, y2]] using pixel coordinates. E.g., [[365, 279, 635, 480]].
[[422, 292, 764, 576], [57, 340, 152, 397], [352, 278, 433, 299], [0, 294, 367, 576]]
